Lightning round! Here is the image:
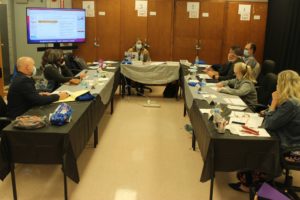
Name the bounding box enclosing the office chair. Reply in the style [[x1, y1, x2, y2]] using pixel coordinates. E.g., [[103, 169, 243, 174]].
[[257, 60, 276, 87], [250, 73, 277, 112], [277, 146, 300, 200], [0, 96, 11, 130]]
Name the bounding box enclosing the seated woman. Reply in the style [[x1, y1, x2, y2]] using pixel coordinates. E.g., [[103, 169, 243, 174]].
[[216, 62, 257, 106], [206, 45, 244, 81], [264, 70, 300, 147], [229, 70, 300, 193], [128, 38, 150, 62], [127, 39, 151, 95], [42, 49, 86, 91]]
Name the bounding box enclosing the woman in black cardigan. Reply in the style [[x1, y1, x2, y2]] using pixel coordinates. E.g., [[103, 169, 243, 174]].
[[42, 49, 85, 91]]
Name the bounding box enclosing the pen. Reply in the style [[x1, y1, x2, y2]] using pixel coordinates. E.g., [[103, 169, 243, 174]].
[[232, 121, 245, 125], [241, 130, 259, 135], [242, 125, 259, 135]]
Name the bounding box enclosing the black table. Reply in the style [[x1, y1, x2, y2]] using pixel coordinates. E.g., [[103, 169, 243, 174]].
[[181, 64, 281, 200], [0, 65, 120, 200]]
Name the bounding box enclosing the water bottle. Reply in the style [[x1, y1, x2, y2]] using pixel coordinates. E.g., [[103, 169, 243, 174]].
[[195, 56, 199, 65], [212, 103, 222, 124], [200, 78, 207, 87]]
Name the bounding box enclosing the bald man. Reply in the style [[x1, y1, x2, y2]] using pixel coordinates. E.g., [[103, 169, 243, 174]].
[[7, 57, 69, 118]]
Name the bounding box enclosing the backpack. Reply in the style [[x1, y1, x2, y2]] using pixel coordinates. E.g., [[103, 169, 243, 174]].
[[163, 82, 179, 98]]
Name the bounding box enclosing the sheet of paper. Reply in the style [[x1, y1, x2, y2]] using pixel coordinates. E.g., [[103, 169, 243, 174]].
[[240, 13, 250, 21], [229, 111, 263, 128], [226, 124, 270, 137], [54, 90, 90, 103], [238, 4, 251, 21], [187, 2, 200, 18], [189, 11, 199, 19], [224, 97, 246, 106], [227, 105, 247, 111], [238, 4, 251, 15], [187, 2, 200, 12], [135, 0, 148, 11], [82, 1, 95, 17], [198, 74, 211, 79], [137, 10, 147, 17]]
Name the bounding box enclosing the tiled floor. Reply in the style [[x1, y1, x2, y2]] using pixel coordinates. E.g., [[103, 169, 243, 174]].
[[0, 87, 299, 200]]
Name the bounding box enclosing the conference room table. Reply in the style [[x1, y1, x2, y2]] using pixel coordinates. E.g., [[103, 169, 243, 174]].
[[180, 63, 282, 200], [0, 64, 120, 200], [120, 61, 180, 97]]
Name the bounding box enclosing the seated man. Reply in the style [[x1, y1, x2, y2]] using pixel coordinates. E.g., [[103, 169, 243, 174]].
[[243, 42, 260, 79], [206, 45, 244, 81], [7, 57, 69, 119]]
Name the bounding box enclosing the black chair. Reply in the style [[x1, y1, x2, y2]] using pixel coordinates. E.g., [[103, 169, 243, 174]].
[[0, 96, 11, 130], [257, 60, 276, 87], [251, 73, 278, 112], [278, 146, 300, 200]]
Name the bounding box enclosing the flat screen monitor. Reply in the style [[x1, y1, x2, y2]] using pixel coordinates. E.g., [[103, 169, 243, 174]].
[[26, 7, 86, 44]]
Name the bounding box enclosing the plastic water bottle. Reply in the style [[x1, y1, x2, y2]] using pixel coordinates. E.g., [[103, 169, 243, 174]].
[[212, 103, 222, 124], [195, 56, 199, 65], [201, 78, 207, 87]]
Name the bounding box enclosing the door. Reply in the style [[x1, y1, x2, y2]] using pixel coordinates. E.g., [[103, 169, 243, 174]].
[[147, 0, 173, 61], [120, 0, 148, 58], [0, 4, 10, 85], [0, 36, 4, 96], [173, 0, 200, 62], [95, 0, 121, 60], [222, 2, 268, 63], [72, 0, 98, 62], [198, 1, 226, 64]]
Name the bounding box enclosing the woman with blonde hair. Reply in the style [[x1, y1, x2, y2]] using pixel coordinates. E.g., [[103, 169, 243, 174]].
[[264, 70, 300, 148], [229, 70, 300, 193], [216, 62, 257, 106]]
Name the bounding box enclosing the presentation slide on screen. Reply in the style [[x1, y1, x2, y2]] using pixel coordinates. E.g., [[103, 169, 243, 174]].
[[27, 9, 85, 43]]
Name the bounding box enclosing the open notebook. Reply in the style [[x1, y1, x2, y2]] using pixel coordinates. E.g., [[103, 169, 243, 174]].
[[52, 90, 89, 103]]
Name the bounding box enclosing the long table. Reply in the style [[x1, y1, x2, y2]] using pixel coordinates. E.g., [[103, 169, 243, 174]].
[[0, 65, 120, 200], [181, 64, 281, 200]]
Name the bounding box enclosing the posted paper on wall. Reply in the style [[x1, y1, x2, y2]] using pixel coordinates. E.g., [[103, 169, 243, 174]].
[[238, 4, 251, 21], [135, 0, 148, 11], [83, 1, 95, 17], [187, 2, 200, 19]]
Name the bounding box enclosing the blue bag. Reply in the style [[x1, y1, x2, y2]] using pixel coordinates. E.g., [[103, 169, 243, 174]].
[[76, 92, 95, 101], [50, 103, 73, 126]]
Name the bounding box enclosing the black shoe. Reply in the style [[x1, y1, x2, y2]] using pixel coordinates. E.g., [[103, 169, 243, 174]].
[[228, 182, 248, 193]]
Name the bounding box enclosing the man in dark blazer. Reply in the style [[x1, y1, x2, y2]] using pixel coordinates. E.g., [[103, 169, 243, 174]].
[[7, 57, 69, 119]]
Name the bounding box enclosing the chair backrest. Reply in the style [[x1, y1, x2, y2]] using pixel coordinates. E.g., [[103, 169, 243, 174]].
[[257, 60, 276, 87], [0, 96, 7, 118], [257, 73, 277, 106], [261, 60, 276, 75]]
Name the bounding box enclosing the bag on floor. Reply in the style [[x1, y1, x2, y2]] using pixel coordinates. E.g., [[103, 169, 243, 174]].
[[163, 82, 179, 98]]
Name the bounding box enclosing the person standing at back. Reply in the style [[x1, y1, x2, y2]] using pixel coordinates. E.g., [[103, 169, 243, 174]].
[[7, 57, 69, 119]]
